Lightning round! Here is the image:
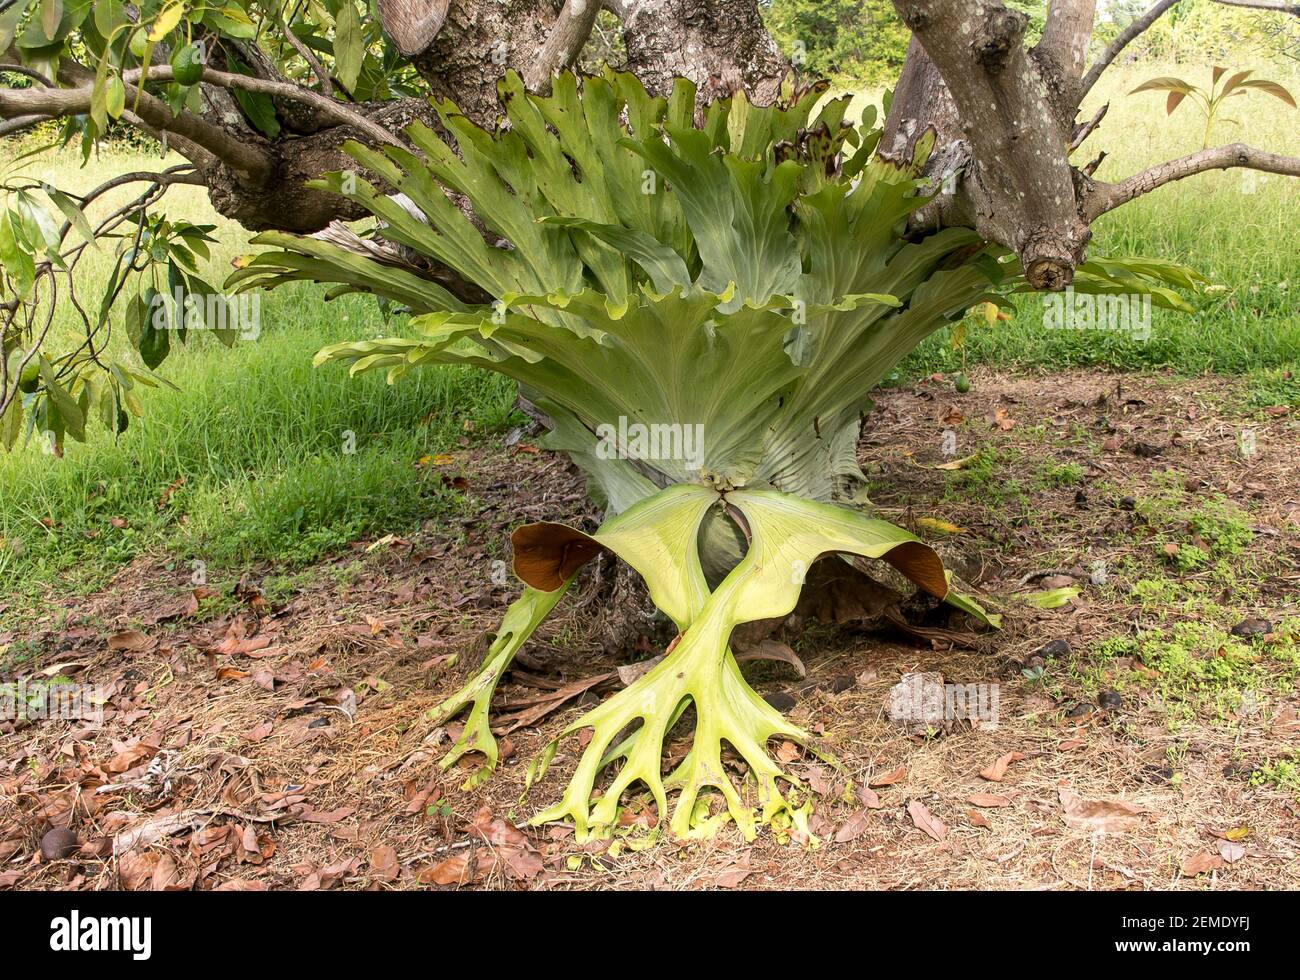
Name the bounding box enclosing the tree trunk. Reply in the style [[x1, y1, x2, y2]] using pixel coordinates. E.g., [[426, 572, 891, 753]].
[[616, 0, 790, 102]]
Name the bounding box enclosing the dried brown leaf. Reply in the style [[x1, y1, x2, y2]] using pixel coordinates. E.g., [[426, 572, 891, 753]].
[[907, 800, 948, 842], [1058, 788, 1148, 833], [868, 765, 907, 788]]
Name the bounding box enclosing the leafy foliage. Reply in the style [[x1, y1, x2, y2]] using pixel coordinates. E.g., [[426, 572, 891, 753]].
[[0, 0, 423, 452], [1132, 65, 1296, 147], [764, 0, 912, 84]]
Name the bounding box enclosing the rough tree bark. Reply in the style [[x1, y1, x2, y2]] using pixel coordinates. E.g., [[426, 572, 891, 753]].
[[878, 0, 1300, 287], [612, 0, 790, 102]]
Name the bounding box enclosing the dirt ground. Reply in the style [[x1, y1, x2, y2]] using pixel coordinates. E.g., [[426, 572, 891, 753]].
[[2, 367, 1298, 891]]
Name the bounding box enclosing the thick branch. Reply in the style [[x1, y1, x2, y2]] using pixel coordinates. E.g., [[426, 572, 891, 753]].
[[0, 113, 51, 136], [0, 65, 270, 182], [617, 0, 790, 103], [1087, 143, 1300, 218], [523, 0, 603, 93], [1037, 0, 1098, 80], [891, 0, 1089, 288]]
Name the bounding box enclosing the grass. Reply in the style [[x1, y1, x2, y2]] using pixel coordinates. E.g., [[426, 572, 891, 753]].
[[2, 60, 1297, 603], [0, 301, 517, 599]]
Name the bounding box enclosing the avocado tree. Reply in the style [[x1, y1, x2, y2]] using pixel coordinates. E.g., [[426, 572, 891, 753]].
[[2, 0, 1298, 838]]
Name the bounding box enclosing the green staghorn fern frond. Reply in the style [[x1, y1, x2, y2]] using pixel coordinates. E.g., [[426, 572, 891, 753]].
[[230, 68, 1199, 510]]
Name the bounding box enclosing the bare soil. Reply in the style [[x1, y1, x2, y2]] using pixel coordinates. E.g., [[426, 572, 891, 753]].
[[3, 368, 1298, 891]]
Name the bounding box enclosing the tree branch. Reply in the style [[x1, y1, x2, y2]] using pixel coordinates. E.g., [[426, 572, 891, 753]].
[[279, 13, 334, 97], [523, 0, 603, 93], [120, 65, 403, 147], [1080, 0, 1181, 99], [0, 113, 51, 137], [890, 0, 1090, 288], [1086, 142, 1300, 218], [1036, 0, 1098, 80], [0, 77, 271, 182], [0, 62, 411, 188], [1215, 0, 1300, 14]]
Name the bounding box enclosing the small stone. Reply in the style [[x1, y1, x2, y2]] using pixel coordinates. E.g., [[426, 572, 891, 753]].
[[1098, 690, 1124, 711], [1036, 638, 1072, 659], [887, 671, 946, 731], [763, 691, 797, 713], [1143, 765, 1175, 784], [822, 674, 855, 694], [40, 827, 78, 861], [1230, 618, 1271, 640], [1117, 496, 1137, 511]]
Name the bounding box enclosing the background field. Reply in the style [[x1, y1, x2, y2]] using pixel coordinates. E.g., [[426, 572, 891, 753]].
[[0, 62, 1297, 606]]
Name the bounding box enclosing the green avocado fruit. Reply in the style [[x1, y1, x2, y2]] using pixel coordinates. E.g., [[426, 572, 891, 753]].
[[172, 43, 205, 86]]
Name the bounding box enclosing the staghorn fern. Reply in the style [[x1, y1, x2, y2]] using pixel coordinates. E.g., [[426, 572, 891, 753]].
[[230, 69, 1201, 840]]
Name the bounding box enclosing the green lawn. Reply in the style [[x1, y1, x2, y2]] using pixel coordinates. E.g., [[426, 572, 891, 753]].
[[1, 62, 1296, 603]]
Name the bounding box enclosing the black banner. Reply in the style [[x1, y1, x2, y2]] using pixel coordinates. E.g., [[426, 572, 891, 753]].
[[0, 889, 1279, 968]]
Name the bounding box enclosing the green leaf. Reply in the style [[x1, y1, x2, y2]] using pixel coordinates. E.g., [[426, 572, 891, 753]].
[[184, 273, 237, 346], [1017, 587, 1079, 609], [41, 0, 62, 41], [93, 0, 127, 38], [167, 260, 190, 342], [89, 54, 111, 131], [334, 1, 364, 93], [514, 484, 719, 626], [0, 2, 27, 50], [224, 54, 281, 137], [0, 211, 37, 299], [205, 3, 257, 39], [539, 217, 692, 295], [138, 302, 172, 369], [0, 392, 22, 451], [38, 356, 85, 442], [105, 75, 126, 119], [44, 186, 97, 245], [125, 290, 149, 348]]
